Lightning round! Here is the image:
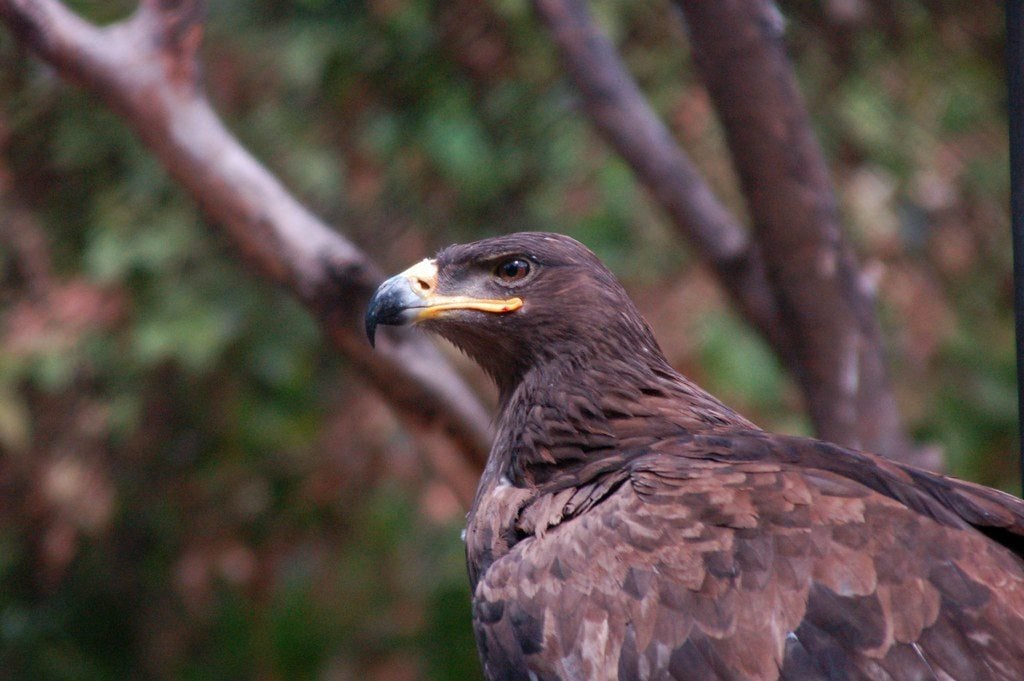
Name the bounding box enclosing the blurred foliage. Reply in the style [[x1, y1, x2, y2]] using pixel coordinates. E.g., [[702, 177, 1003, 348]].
[[0, 0, 1014, 678]]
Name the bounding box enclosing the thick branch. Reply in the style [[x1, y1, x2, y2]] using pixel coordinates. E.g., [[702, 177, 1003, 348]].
[[532, 0, 930, 467], [0, 0, 492, 471], [675, 0, 929, 466], [531, 0, 792, 361]]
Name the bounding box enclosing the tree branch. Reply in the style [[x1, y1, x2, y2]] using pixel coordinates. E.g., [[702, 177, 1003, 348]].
[[0, 0, 493, 473], [531, 0, 792, 363], [533, 0, 933, 467], [675, 0, 929, 467]]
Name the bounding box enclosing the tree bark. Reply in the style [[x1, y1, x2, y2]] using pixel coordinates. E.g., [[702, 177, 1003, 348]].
[[532, 0, 791, 362], [533, 0, 932, 467], [0, 0, 493, 477], [675, 0, 927, 466]]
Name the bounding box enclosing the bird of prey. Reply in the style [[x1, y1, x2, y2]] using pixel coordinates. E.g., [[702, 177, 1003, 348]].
[[365, 232, 1024, 681]]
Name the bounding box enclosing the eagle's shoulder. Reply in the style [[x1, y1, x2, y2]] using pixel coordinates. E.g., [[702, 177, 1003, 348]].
[[473, 430, 1024, 680]]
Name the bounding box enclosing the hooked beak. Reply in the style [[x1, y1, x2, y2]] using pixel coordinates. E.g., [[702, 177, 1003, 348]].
[[365, 258, 523, 346]]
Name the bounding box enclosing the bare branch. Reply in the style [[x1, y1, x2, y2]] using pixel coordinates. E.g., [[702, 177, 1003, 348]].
[[533, 0, 933, 467], [0, 0, 493, 472], [136, 0, 206, 89], [674, 0, 930, 466], [531, 0, 792, 361]]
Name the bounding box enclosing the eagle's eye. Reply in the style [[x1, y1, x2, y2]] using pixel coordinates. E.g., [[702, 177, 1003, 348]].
[[495, 258, 531, 283]]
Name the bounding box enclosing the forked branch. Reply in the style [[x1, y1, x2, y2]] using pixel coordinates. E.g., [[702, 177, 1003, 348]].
[[0, 0, 493, 490], [532, 0, 929, 467], [676, 0, 923, 466], [532, 0, 791, 361]]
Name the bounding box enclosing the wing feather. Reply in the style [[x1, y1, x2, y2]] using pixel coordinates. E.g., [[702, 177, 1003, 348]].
[[472, 431, 1024, 680]]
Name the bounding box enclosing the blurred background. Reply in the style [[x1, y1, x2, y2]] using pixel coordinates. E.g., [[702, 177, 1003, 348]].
[[0, 0, 1013, 678]]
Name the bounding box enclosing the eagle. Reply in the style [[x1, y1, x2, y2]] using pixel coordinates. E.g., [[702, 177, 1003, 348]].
[[364, 232, 1024, 680]]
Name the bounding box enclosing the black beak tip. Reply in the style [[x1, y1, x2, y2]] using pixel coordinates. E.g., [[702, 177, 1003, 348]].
[[365, 274, 418, 348], [365, 313, 378, 348], [365, 295, 383, 347]]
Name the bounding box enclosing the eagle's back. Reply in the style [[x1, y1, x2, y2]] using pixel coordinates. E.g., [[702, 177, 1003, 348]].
[[364, 232, 1024, 680], [470, 431, 1024, 681]]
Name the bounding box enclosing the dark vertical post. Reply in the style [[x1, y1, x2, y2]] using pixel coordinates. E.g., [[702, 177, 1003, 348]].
[[1008, 1, 1024, 495]]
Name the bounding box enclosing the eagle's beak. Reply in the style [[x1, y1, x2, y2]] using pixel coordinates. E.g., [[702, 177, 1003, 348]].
[[365, 258, 523, 347]]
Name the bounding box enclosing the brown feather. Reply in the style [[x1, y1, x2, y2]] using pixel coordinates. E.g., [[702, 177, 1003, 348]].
[[368, 233, 1024, 680]]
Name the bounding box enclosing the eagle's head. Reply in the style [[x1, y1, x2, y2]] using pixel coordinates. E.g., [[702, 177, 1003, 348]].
[[365, 232, 663, 395]]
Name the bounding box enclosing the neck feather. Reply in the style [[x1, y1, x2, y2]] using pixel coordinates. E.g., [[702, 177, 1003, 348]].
[[491, 345, 755, 491]]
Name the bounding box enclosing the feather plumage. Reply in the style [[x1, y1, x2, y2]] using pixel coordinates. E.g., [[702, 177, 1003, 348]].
[[366, 232, 1024, 680]]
